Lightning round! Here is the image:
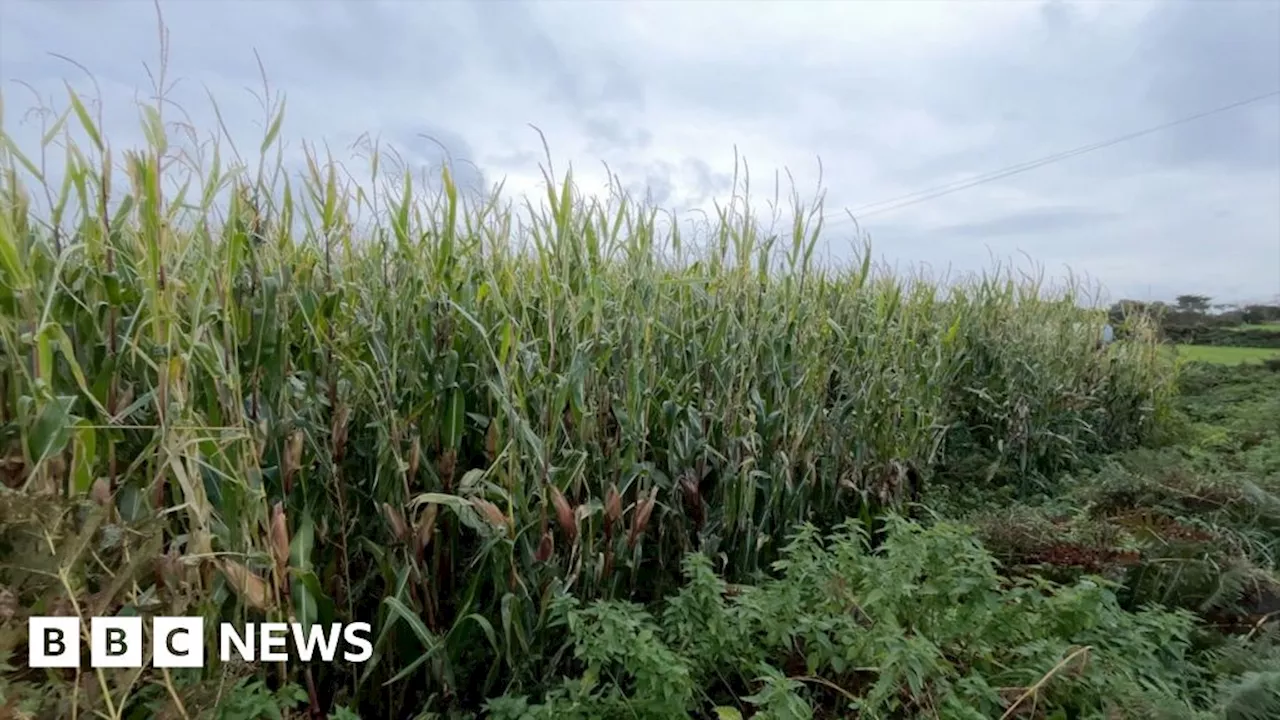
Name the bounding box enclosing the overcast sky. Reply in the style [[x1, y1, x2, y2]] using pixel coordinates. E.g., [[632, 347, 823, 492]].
[[2, 0, 1278, 304]]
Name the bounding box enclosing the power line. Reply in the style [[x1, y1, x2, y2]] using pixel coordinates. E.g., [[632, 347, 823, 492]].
[[825, 88, 1280, 225]]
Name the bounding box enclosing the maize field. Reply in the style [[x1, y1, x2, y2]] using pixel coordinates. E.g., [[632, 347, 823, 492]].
[[0, 83, 1182, 717]]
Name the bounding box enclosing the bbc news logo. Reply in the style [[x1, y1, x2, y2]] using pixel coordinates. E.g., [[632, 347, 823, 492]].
[[29, 617, 373, 668]]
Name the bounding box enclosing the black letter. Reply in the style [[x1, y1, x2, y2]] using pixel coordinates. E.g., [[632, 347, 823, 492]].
[[43, 628, 65, 657], [106, 628, 127, 656], [166, 628, 189, 657]]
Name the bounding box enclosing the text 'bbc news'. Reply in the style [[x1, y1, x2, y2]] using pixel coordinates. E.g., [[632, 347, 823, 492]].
[[28, 617, 373, 668]]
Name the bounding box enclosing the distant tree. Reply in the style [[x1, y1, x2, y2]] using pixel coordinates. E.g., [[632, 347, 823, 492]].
[[1242, 304, 1280, 324], [1175, 294, 1212, 313], [1109, 299, 1173, 324], [1216, 309, 1245, 325]]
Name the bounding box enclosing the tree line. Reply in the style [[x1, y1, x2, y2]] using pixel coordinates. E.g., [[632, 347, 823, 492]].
[[1109, 295, 1280, 348]]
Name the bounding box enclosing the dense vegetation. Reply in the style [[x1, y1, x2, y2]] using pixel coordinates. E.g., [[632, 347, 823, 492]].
[[1110, 297, 1280, 351], [1, 72, 1277, 719], [1165, 327, 1280, 351]]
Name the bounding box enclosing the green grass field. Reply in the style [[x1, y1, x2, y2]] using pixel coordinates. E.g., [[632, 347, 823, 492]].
[[1175, 344, 1280, 365], [1231, 322, 1280, 331]]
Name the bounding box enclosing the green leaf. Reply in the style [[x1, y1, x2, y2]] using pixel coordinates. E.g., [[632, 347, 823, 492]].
[[28, 395, 77, 463], [0, 132, 42, 181], [381, 596, 441, 685], [460, 613, 499, 654], [289, 510, 316, 572], [70, 418, 97, 494], [36, 328, 53, 385], [140, 105, 166, 153], [408, 492, 486, 534], [50, 325, 107, 416], [261, 101, 286, 155], [444, 388, 465, 450], [40, 106, 70, 149], [290, 570, 333, 632], [66, 87, 103, 152]]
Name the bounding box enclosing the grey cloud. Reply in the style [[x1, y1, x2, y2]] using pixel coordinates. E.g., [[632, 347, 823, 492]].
[[681, 158, 734, 207], [620, 160, 673, 206], [1039, 0, 1077, 33], [865, 0, 1278, 190], [470, 0, 644, 113], [383, 126, 488, 196], [621, 158, 739, 212], [1138, 0, 1280, 172], [1, 0, 1276, 303], [465, 1, 648, 167], [583, 116, 652, 154], [640, 170, 674, 207]]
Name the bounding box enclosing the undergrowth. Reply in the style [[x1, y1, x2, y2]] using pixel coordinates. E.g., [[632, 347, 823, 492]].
[[483, 518, 1280, 719], [963, 361, 1280, 719]]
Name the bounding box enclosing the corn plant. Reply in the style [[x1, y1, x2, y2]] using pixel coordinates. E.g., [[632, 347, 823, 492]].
[[0, 58, 1176, 717]]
